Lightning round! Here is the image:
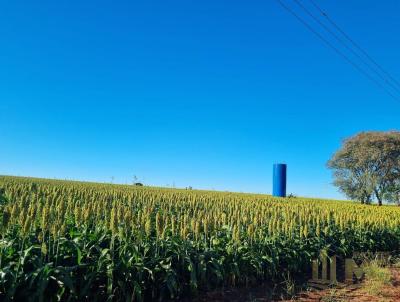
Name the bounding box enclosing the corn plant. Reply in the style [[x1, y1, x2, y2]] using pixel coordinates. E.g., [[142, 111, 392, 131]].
[[0, 176, 400, 301]]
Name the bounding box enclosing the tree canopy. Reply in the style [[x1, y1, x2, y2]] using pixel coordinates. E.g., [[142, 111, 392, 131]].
[[328, 131, 400, 205]]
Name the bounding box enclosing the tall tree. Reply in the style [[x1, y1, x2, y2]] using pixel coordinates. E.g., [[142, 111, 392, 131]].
[[328, 131, 400, 205]]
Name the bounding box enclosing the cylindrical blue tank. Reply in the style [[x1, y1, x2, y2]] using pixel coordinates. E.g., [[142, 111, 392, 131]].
[[273, 163, 287, 197]]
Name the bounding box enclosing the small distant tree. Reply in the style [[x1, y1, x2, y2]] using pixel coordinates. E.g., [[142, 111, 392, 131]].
[[328, 131, 400, 205]]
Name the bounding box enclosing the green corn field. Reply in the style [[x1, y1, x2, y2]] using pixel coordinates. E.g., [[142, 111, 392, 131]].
[[1, 175, 400, 301]]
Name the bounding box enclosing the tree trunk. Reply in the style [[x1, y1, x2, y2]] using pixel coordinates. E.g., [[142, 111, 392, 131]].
[[366, 195, 372, 205], [374, 189, 382, 206]]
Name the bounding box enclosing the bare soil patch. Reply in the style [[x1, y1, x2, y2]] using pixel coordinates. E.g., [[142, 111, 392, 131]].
[[280, 268, 400, 302], [182, 268, 400, 302]]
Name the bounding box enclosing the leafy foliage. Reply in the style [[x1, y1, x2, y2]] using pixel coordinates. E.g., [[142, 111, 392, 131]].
[[328, 131, 400, 205]]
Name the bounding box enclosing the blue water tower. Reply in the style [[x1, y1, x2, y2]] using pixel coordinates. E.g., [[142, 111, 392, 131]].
[[273, 163, 287, 197]]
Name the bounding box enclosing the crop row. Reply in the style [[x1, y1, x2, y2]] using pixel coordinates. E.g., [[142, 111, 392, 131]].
[[1, 176, 400, 301]]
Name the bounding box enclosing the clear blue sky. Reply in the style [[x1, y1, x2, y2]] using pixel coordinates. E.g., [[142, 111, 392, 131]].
[[1, 1, 399, 199]]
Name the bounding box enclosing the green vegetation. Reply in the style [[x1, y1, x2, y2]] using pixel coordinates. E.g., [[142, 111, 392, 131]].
[[328, 131, 400, 205], [1, 176, 400, 301], [363, 260, 392, 296]]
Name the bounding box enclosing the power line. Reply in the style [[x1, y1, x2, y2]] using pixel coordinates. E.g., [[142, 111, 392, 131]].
[[308, 0, 400, 90], [293, 0, 400, 95], [274, 0, 400, 101]]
